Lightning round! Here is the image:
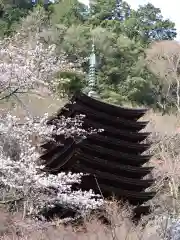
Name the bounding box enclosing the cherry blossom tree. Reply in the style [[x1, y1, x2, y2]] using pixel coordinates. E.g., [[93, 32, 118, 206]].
[[0, 7, 103, 220], [0, 113, 103, 219], [0, 7, 83, 102]]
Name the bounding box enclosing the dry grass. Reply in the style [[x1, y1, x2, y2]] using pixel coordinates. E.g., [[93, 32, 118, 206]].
[[0, 202, 161, 240], [142, 110, 180, 227], [1, 97, 180, 239]]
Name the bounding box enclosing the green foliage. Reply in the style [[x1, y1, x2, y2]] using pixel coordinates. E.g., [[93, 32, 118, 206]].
[[45, 0, 177, 108], [0, 0, 32, 37], [0, 0, 177, 111], [123, 3, 176, 43], [50, 0, 85, 26], [62, 24, 91, 57], [55, 71, 85, 96]]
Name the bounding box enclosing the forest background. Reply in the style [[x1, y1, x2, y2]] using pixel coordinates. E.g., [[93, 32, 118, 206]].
[[0, 0, 179, 113]]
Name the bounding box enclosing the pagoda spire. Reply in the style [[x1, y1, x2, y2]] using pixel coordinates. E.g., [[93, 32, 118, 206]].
[[78, 0, 99, 98], [87, 38, 99, 98]]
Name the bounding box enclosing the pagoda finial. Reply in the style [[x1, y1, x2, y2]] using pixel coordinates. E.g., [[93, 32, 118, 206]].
[[87, 37, 99, 98], [78, 0, 99, 98]]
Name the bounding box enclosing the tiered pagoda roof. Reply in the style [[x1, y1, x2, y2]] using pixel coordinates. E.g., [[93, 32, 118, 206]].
[[40, 92, 155, 219]]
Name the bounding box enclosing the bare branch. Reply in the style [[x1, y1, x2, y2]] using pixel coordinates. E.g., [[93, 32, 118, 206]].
[[145, 40, 180, 112]]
